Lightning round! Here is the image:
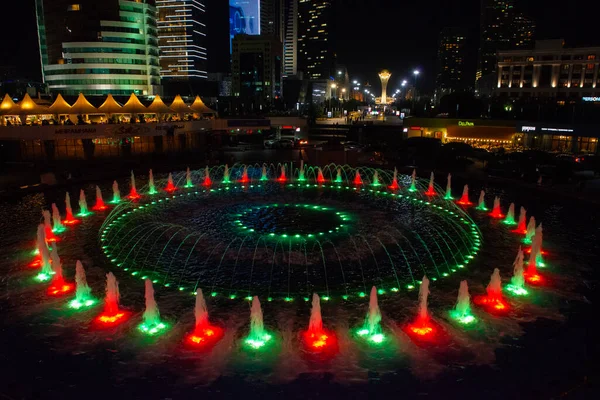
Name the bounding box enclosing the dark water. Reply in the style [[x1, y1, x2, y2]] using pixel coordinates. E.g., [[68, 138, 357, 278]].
[[0, 173, 598, 399]]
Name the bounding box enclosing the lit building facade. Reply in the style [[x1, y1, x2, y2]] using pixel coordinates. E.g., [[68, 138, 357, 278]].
[[495, 40, 600, 99], [436, 28, 467, 98], [298, 0, 333, 80], [232, 35, 283, 106], [378, 70, 391, 105], [157, 0, 208, 80], [476, 0, 534, 84], [35, 0, 161, 96], [283, 0, 298, 77]]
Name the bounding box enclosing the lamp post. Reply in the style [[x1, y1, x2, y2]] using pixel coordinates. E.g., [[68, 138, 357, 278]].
[[412, 71, 420, 113], [330, 83, 337, 117]]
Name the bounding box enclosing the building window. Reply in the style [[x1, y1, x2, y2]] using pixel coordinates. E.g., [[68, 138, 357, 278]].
[[527, 57, 534, 62], [587, 55, 596, 60], [67, 4, 81, 11]]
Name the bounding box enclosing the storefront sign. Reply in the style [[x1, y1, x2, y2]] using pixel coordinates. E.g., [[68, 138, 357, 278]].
[[521, 126, 536, 132], [582, 97, 600, 102], [541, 127, 574, 133], [458, 121, 474, 127], [409, 126, 421, 130], [55, 128, 97, 135]]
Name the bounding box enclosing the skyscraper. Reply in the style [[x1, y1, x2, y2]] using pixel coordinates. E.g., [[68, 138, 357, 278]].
[[260, 0, 284, 40], [298, 0, 334, 80], [476, 0, 534, 84], [35, 0, 160, 96], [436, 28, 467, 97], [282, 0, 298, 77], [156, 0, 208, 80]]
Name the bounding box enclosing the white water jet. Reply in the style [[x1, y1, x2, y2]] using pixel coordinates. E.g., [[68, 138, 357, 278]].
[[143, 279, 161, 326], [418, 276, 430, 321], [75, 260, 92, 301], [308, 293, 323, 332], [194, 289, 209, 328]]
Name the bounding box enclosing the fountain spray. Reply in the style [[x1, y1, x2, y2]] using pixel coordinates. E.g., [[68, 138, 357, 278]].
[[372, 171, 381, 186], [457, 185, 472, 205], [51, 203, 65, 233], [78, 189, 91, 217], [490, 196, 504, 218], [353, 170, 362, 185], [357, 286, 384, 343], [93, 186, 107, 211], [389, 167, 400, 189], [506, 247, 527, 295], [516, 207, 527, 233], [260, 164, 268, 181], [165, 172, 177, 192], [524, 216, 536, 243], [335, 167, 343, 183], [111, 180, 120, 204], [303, 293, 336, 351], [139, 279, 167, 335], [278, 165, 286, 182], [503, 203, 517, 225], [533, 224, 545, 267], [298, 160, 306, 181], [240, 165, 249, 183], [245, 296, 272, 349], [203, 166, 212, 186], [450, 280, 475, 324], [425, 172, 436, 195], [95, 272, 128, 326], [69, 260, 96, 309], [35, 224, 53, 280], [148, 169, 157, 194], [476, 190, 487, 211], [474, 268, 508, 312], [185, 167, 193, 187], [42, 210, 57, 241], [407, 276, 435, 336], [63, 192, 78, 224], [408, 169, 417, 192], [47, 246, 74, 296], [222, 164, 231, 184], [128, 170, 140, 199], [317, 167, 325, 183], [444, 173, 453, 200], [525, 229, 543, 284], [186, 289, 223, 347]]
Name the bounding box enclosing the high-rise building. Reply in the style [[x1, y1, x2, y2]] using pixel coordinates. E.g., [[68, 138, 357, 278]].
[[260, 0, 284, 40], [282, 0, 298, 77], [35, 0, 160, 96], [229, 1, 261, 53], [298, 0, 334, 80], [436, 28, 467, 97], [476, 0, 534, 84], [231, 35, 282, 106], [156, 0, 208, 80]]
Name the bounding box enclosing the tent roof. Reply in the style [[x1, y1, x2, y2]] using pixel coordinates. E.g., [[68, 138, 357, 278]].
[[0, 94, 17, 115], [16, 93, 48, 114], [48, 94, 72, 114], [98, 94, 123, 114], [147, 95, 174, 114], [169, 95, 192, 113], [121, 93, 147, 114], [190, 96, 216, 114], [71, 93, 99, 114]]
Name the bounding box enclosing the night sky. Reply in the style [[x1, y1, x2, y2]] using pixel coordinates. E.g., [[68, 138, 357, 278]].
[[0, 0, 597, 93]]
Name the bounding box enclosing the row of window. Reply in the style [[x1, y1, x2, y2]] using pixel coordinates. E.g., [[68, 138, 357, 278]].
[[504, 54, 597, 62], [66, 58, 159, 66], [45, 68, 149, 76], [48, 78, 158, 85]]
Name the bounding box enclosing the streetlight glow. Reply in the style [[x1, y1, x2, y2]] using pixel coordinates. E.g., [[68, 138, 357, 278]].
[[413, 70, 420, 76]]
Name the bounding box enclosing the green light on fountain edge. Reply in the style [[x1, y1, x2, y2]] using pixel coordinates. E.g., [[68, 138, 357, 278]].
[[138, 321, 169, 336], [77, 211, 93, 217], [476, 205, 488, 211], [35, 273, 51, 282], [408, 184, 417, 192], [505, 284, 529, 296], [244, 332, 273, 350], [503, 217, 517, 225], [444, 192, 453, 200], [148, 187, 157, 195], [52, 226, 67, 234], [449, 310, 477, 325], [68, 298, 97, 310]]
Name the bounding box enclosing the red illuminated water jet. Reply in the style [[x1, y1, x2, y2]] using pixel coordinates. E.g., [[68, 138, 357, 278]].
[[186, 290, 223, 349], [94, 272, 130, 328], [277, 167, 287, 182], [489, 197, 504, 218], [353, 171, 362, 185], [44, 226, 58, 243], [424, 187, 436, 196], [128, 188, 141, 200], [165, 173, 177, 192], [92, 199, 107, 211], [239, 169, 250, 183], [456, 185, 472, 206], [47, 274, 74, 297], [389, 179, 400, 190], [317, 169, 326, 183], [473, 268, 510, 314], [403, 276, 439, 341]]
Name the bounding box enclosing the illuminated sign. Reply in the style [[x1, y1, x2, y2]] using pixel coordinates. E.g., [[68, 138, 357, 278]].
[[541, 127, 574, 133], [521, 126, 536, 132], [410, 127, 421, 130], [229, 1, 260, 53], [582, 97, 600, 102], [458, 121, 474, 127]]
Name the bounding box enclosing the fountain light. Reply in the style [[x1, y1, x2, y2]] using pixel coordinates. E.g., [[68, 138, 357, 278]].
[[69, 298, 97, 309], [48, 282, 74, 297]]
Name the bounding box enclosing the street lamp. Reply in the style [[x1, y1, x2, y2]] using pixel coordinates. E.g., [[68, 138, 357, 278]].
[[330, 83, 337, 116], [412, 70, 420, 110]]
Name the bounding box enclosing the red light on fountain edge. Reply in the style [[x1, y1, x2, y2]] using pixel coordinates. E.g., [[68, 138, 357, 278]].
[[94, 311, 130, 327], [302, 329, 337, 350], [47, 281, 74, 296], [185, 324, 223, 347], [424, 188, 436, 196], [473, 295, 510, 312], [406, 315, 436, 338], [525, 272, 543, 284], [62, 218, 80, 226]]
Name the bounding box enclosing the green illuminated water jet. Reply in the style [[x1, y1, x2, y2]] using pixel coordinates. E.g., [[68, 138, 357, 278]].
[[222, 164, 231, 184], [298, 160, 306, 181], [357, 286, 384, 344], [506, 247, 528, 295], [408, 169, 417, 192], [524, 216, 536, 243], [185, 167, 193, 187], [51, 203, 65, 233], [36, 224, 53, 280], [476, 190, 487, 211], [111, 180, 121, 204], [77, 189, 91, 217], [335, 167, 343, 183], [139, 279, 168, 335], [372, 171, 381, 186], [450, 280, 475, 324], [444, 173, 453, 200], [503, 203, 516, 225], [69, 260, 96, 309], [148, 169, 157, 194], [260, 164, 268, 181], [245, 296, 272, 349]]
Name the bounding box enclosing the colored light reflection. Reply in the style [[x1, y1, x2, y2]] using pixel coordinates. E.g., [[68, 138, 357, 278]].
[[139, 322, 169, 336], [35, 272, 51, 282], [456, 199, 472, 206], [473, 295, 510, 313], [186, 324, 224, 348], [356, 328, 385, 344], [489, 210, 505, 219], [424, 188, 436, 196], [164, 183, 177, 193], [245, 333, 272, 349], [449, 310, 476, 325], [62, 218, 80, 226], [128, 193, 141, 201], [47, 282, 74, 296], [525, 273, 543, 284], [68, 298, 97, 310], [76, 211, 93, 218], [92, 204, 108, 211], [302, 329, 337, 353], [94, 311, 130, 328], [505, 284, 529, 296], [388, 180, 400, 190], [202, 177, 212, 186]]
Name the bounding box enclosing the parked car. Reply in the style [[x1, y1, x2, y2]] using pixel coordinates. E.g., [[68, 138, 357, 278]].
[[341, 141, 365, 150], [264, 139, 294, 149]]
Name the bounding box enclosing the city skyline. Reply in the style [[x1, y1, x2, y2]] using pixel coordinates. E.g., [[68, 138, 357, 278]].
[[1, 0, 598, 94]]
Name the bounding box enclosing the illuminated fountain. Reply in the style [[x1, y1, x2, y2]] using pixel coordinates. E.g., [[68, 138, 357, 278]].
[[424, 172, 436, 196], [533, 224, 545, 267], [503, 203, 516, 225], [516, 207, 527, 233], [317, 167, 326, 183], [506, 247, 527, 295], [525, 228, 543, 284], [490, 196, 504, 218], [353, 170, 362, 185], [47, 246, 74, 296], [185, 167, 193, 187], [127, 171, 140, 200], [222, 165, 231, 184], [63, 192, 78, 225], [335, 167, 343, 183], [261, 165, 268, 181], [139, 279, 168, 335], [406, 276, 435, 337], [203, 166, 212, 186], [298, 160, 306, 181], [186, 289, 223, 347], [78, 189, 91, 217], [303, 293, 336, 352], [444, 173, 453, 200], [111, 181, 121, 204], [389, 167, 400, 189], [148, 169, 157, 194], [474, 268, 508, 312], [457, 185, 472, 206], [240, 166, 249, 183], [450, 280, 475, 324], [93, 186, 107, 211], [95, 272, 128, 327], [524, 216, 536, 243], [244, 296, 272, 349], [408, 169, 417, 192], [165, 173, 177, 192], [278, 165, 286, 182], [356, 286, 384, 344], [69, 260, 96, 309], [476, 190, 487, 211], [35, 224, 53, 280], [51, 203, 65, 233], [372, 171, 381, 186], [42, 210, 57, 242]]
